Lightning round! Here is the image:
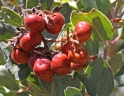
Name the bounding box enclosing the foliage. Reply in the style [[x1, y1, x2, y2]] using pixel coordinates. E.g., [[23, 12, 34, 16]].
[[0, 0, 124, 96]]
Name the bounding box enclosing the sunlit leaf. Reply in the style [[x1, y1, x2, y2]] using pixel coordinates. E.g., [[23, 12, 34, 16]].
[[0, 6, 23, 26], [0, 65, 19, 90]]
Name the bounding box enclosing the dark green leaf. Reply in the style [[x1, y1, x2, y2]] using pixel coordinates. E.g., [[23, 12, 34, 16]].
[[39, 78, 52, 93], [76, 0, 85, 11], [108, 53, 122, 75], [52, 75, 83, 96], [0, 47, 6, 64], [0, 87, 17, 96], [15, 92, 32, 96], [71, 9, 113, 42], [0, 21, 18, 41], [20, 74, 51, 96], [39, 0, 54, 10], [95, 0, 112, 15], [59, 3, 72, 23], [80, 0, 98, 10], [85, 57, 114, 96], [0, 65, 19, 90], [0, 6, 23, 26], [26, 0, 38, 8], [85, 38, 99, 55], [73, 72, 89, 85], [64, 87, 84, 96], [6, 61, 31, 80]]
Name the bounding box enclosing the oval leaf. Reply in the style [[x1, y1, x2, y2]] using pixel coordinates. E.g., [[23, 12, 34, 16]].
[[85, 38, 99, 55], [85, 57, 114, 96], [39, 78, 52, 93], [80, 0, 98, 10], [0, 21, 18, 41], [71, 9, 113, 42], [59, 3, 72, 23], [108, 53, 122, 75], [64, 87, 84, 96], [0, 65, 19, 90], [0, 6, 23, 26], [52, 75, 83, 96], [26, 0, 38, 8]]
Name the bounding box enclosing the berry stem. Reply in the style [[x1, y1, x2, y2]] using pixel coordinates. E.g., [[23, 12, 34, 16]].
[[40, 32, 49, 51]]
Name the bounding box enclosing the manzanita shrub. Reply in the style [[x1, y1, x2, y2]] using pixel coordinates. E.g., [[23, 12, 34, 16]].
[[0, 0, 124, 96]]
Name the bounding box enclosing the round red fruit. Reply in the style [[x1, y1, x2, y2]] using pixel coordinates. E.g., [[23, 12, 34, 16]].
[[73, 21, 92, 42], [28, 47, 45, 69], [42, 76, 52, 83], [51, 53, 71, 74], [71, 62, 84, 71], [68, 47, 88, 65], [24, 14, 46, 31], [45, 12, 65, 34], [61, 43, 69, 56], [33, 57, 53, 79], [11, 46, 29, 64], [19, 31, 42, 52]]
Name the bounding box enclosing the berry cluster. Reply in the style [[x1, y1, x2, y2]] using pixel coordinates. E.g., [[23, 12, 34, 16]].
[[10, 9, 92, 82]]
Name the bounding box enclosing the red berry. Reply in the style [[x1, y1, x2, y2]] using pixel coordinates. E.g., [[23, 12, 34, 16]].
[[11, 46, 29, 64], [71, 62, 84, 71], [51, 53, 71, 74], [42, 76, 53, 82], [61, 43, 69, 56], [24, 14, 46, 31], [73, 21, 92, 42], [68, 47, 88, 65], [33, 57, 53, 79], [45, 12, 65, 34], [28, 47, 45, 69], [19, 31, 42, 52]]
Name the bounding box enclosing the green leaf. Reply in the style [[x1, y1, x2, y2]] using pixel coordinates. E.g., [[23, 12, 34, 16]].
[[26, 0, 38, 8], [0, 47, 6, 64], [0, 0, 3, 6], [80, 0, 98, 11], [73, 72, 89, 85], [85, 38, 99, 55], [0, 21, 18, 41], [0, 65, 19, 90], [108, 53, 122, 75], [59, 3, 72, 23], [6, 61, 31, 80], [114, 66, 124, 87], [15, 92, 32, 96], [95, 0, 112, 14], [85, 57, 114, 96], [76, 0, 85, 12], [52, 75, 83, 96], [64, 87, 84, 96], [39, 78, 52, 93], [0, 6, 23, 26], [20, 74, 51, 96], [0, 87, 17, 96], [71, 9, 113, 42], [38, 0, 54, 10]]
